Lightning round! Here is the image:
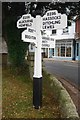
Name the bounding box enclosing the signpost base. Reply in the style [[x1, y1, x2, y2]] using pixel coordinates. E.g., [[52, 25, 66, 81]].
[[33, 77, 42, 109]]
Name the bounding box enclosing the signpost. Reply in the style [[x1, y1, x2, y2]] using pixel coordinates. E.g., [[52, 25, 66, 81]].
[[17, 10, 67, 109]]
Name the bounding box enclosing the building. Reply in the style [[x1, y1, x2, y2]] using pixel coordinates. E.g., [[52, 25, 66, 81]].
[[29, 22, 75, 61], [51, 22, 75, 60], [75, 16, 80, 60], [42, 22, 75, 61]]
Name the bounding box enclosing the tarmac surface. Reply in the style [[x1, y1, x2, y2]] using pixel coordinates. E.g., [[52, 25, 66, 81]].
[[43, 58, 79, 87]]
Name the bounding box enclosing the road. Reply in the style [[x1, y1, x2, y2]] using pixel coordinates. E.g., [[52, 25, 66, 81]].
[[43, 59, 79, 88]]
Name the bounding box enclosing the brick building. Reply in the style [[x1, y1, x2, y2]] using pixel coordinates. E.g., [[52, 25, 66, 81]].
[[75, 16, 80, 60]]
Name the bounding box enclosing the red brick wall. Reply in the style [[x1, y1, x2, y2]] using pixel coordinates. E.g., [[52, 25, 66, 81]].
[[75, 18, 80, 38]]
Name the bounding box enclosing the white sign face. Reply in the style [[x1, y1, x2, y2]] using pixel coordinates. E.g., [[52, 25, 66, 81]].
[[22, 28, 55, 48], [17, 14, 34, 28], [21, 27, 36, 43], [42, 36, 55, 48], [42, 10, 67, 30]]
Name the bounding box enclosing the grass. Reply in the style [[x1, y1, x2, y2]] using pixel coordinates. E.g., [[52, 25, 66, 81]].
[[2, 64, 62, 119]]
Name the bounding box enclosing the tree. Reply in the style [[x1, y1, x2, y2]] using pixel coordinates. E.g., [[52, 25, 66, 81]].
[[2, 2, 29, 67], [29, 2, 80, 23]]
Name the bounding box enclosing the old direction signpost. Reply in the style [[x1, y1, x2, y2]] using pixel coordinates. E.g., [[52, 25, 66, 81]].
[[17, 10, 67, 109]]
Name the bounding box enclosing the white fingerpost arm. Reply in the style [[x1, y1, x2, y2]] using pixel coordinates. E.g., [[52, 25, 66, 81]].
[[33, 15, 42, 78]]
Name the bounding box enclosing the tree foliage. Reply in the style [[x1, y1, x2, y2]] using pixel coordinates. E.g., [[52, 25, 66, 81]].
[[29, 2, 80, 21], [24, 2, 80, 27], [2, 2, 29, 67]]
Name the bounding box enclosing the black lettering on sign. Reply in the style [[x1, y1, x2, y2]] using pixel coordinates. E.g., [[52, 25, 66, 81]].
[[42, 44, 50, 47], [42, 41, 47, 43], [25, 35, 36, 40], [42, 15, 61, 22], [28, 28, 34, 33], [19, 23, 32, 27], [19, 19, 33, 24], [47, 12, 56, 16], [42, 36, 49, 40], [23, 16, 30, 19], [43, 20, 60, 26], [27, 19, 33, 22], [44, 25, 54, 29]]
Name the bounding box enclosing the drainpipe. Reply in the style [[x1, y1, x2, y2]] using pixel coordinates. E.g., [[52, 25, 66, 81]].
[[72, 39, 76, 60]]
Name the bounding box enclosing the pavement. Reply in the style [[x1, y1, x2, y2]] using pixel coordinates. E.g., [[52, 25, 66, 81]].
[[43, 58, 79, 64], [56, 76, 80, 117]]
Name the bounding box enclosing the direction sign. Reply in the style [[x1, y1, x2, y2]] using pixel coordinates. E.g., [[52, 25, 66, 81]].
[[17, 14, 34, 28], [28, 35, 55, 49], [22, 28, 55, 48], [42, 36, 55, 48], [21, 27, 36, 44], [42, 10, 67, 30]]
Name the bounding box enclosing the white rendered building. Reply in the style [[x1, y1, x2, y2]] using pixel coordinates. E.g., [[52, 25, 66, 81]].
[[29, 22, 75, 61]]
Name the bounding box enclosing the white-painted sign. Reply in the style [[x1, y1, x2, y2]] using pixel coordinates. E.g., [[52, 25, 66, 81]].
[[21, 27, 36, 44], [17, 14, 34, 28], [42, 36, 55, 48], [22, 28, 55, 48], [42, 10, 67, 30]]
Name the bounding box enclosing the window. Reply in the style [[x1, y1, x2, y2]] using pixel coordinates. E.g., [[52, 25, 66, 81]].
[[61, 46, 65, 56], [56, 47, 61, 56], [55, 40, 72, 57], [66, 47, 71, 57], [58, 48, 61, 56], [52, 30, 56, 34], [76, 43, 79, 56], [63, 27, 68, 34]]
